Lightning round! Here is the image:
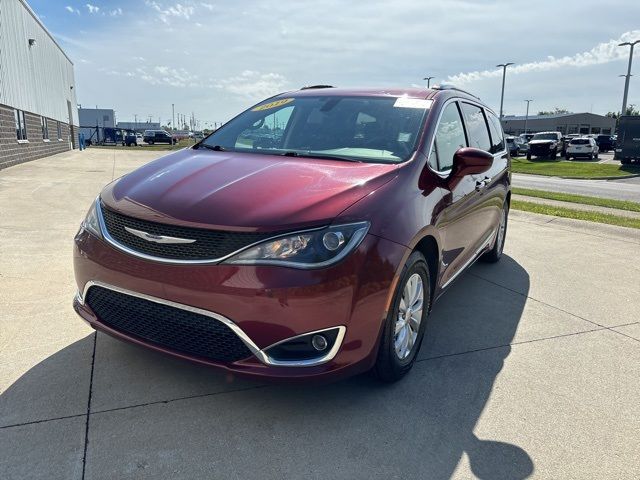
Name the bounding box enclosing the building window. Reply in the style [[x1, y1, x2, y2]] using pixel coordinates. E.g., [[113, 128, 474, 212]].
[[41, 116, 49, 140], [57, 121, 62, 140], [14, 109, 27, 140]]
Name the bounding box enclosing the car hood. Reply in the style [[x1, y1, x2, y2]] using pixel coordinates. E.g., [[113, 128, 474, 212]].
[[528, 140, 557, 145], [101, 148, 399, 231]]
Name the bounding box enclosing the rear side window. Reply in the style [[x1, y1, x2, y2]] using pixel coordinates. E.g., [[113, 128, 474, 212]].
[[486, 111, 505, 153], [460, 103, 491, 152], [429, 102, 467, 172]]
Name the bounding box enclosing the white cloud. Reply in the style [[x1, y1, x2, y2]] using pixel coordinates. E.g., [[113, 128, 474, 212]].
[[201, 3, 214, 11], [448, 30, 640, 85], [61, 1, 640, 124], [65, 6, 80, 15], [85, 4, 100, 14], [110, 8, 123, 17], [145, 1, 195, 24], [214, 71, 289, 100]]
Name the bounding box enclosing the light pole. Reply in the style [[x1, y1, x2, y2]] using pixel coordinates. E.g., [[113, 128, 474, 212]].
[[619, 40, 639, 116], [523, 99, 532, 134], [423, 76, 434, 88], [496, 62, 514, 119], [172, 104, 175, 132]]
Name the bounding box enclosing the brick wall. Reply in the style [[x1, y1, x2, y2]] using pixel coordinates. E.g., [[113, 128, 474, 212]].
[[0, 103, 77, 170]]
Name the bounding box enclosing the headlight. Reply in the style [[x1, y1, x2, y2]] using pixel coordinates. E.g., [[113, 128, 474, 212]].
[[81, 197, 103, 239], [225, 222, 370, 268]]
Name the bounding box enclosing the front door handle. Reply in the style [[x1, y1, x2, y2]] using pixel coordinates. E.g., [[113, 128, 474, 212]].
[[475, 176, 492, 192]]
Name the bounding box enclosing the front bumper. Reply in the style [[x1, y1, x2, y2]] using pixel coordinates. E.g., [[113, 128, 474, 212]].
[[73, 229, 407, 381]]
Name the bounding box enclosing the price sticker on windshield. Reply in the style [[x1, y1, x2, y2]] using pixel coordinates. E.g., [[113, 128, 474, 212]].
[[394, 98, 433, 109], [252, 98, 294, 111]]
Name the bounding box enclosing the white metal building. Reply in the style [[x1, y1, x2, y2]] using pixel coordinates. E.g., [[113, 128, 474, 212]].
[[501, 112, 616, 136], [0, 0, 79, 169]]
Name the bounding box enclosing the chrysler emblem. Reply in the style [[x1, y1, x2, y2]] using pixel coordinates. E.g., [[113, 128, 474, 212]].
[[124, 227, 196, 244]]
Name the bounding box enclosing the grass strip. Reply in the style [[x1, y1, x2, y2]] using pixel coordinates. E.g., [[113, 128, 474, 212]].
[[511, 200, 640, 229], [512, 187, 640, 213], [511, 157, 640, 179]]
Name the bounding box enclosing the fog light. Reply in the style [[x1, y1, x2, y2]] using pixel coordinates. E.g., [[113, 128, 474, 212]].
[[322, 231, 345, 251], [311, 334, 328, 351]]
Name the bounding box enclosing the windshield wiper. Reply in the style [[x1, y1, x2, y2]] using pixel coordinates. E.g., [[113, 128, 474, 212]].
[[280, 151, 361, 162], [197, 144, 227, 151]]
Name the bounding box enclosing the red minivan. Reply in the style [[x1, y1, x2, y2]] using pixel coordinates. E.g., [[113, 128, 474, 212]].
[[74, 86, 510, 382]]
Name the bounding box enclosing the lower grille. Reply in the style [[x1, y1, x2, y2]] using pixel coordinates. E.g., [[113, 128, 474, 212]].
[[85, 286, 253, 363]]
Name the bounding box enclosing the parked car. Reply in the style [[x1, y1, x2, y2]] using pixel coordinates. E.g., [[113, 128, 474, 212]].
[[506, 136, 525, 156], [565, 137, 599, 160], [124, 131, 139, 147], [615, 116, 640, 164], [143, 129, 177, 145], [74, 86, 511, 382], [527, 131, 562, 159], [595, 134, 614, 153], [519, 133, 534, 143]]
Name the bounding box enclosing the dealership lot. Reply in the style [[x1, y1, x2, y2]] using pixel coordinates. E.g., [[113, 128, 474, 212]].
[[1, 149, 639, 479]]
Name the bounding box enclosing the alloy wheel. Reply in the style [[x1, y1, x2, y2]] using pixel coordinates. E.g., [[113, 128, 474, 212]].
[[394, 273, 424, 360]]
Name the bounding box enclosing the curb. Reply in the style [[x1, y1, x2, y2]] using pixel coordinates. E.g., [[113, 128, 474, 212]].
[[512, 171, 640, 180]]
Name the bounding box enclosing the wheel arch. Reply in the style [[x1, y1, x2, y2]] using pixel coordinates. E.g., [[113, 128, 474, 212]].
[[412, 234, 439, 303]]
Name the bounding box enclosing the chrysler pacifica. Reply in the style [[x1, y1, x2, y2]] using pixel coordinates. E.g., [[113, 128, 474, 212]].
[[74, 85, 511, 382]]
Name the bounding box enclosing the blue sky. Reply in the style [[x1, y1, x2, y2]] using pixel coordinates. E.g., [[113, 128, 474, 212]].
[[29, 0, 640, 128]]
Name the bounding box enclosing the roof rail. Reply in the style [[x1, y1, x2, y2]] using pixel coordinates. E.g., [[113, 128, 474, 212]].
[[300, 85, 335, 90], [432, 84, 480, 100]]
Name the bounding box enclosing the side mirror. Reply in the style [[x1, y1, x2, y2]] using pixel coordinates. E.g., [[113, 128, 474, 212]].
[[451, 147, 493, 178]]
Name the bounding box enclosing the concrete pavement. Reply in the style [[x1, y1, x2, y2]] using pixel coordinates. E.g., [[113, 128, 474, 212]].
[[1, 149, 639, 479]]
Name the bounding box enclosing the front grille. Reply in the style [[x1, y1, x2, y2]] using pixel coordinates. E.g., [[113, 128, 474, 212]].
[[530, 144, 551, 154], [100, 203, 279, 261], [85, 286, 253, 362]]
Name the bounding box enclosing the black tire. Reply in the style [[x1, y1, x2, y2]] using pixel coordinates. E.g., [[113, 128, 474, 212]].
[[373, 251, 431, 383], [526, 152, 531, 160], [482, 202, 509, 263], [621, 158, 631, 165], [565, 155, 570, 160], [549, 148, 557, 159], [589, 152, 594, 160]]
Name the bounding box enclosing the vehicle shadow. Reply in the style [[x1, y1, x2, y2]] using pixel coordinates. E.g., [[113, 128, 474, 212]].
[[1, 256, 532, 479]]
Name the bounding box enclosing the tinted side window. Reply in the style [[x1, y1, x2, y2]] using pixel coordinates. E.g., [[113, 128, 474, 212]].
[[430, 102, 467, 172], [486, 111, 505, 153], [460, 103, 491, 151]]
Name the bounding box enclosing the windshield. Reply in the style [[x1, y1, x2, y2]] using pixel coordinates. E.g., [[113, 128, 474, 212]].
[[532, 133, 558, 141], [199, 95, 431, 163]]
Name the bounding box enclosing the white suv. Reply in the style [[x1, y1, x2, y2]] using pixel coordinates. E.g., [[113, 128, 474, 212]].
[[565, 137, 599, 160]]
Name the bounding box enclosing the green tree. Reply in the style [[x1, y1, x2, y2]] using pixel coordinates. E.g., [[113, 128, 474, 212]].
[[537, 107, 570, 116], [606, 104, 639, 120]]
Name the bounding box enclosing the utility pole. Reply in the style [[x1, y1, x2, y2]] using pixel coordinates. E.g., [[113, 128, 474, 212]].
[[619, 40, 639, 116], [524, 100, 532, 134], [423, 76, 434, 88], [172, 104, 175, 132], [496, 63, 514, 119], [134, 114, 137, 131]]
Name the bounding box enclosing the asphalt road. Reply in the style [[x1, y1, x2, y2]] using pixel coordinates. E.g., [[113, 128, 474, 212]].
[[513, 172, 640, 202], [2, 149, 640, 479]]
